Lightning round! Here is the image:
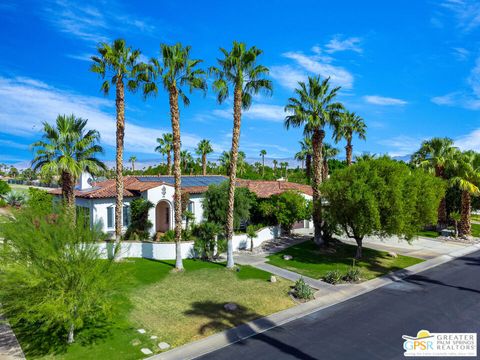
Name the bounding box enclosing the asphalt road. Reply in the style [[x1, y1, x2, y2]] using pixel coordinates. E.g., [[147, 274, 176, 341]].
[[198, 250, 480, 360]]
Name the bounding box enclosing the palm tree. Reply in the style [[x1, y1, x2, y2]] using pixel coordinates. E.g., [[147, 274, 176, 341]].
[[295, 150, 306, 169], [31, 115, 106, 219], [333, 111, 366, 166], [180, 150, 194, 173], [299, 137, 312, 179], [210, 42, 272, 269], [450, 151, 480, 237], [129, 155, 137, 171], [219, 151, 246, 176], [411, 138, 458, 228], [145, 43, 207, 271], [91, 38, 145, 242], [285, 76, 343, 246], [259, 149, 267, 177], [355, 152, 377, 162], [155, 133, 173, 174], [322, 143, 339, 180], [273, 159, 278, 174], [196, 139, 213, 175]]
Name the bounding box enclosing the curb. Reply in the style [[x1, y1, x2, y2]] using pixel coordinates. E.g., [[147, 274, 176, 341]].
[[148, 243, 480, 360]]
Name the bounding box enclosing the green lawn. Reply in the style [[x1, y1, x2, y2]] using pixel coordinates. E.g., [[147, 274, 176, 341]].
[[415, 230, 439, 238], [19, 259, 293, 360], [8, 184, 32, 195], [471, 223, 480, 237], [471, 214, 480, 222], [267, 240, 423, 281]]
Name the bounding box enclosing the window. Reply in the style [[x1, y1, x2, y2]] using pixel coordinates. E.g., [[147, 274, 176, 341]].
[[123, 205, 131, 227], [188, 201, 195, 213], [107, 206, 114, 228]]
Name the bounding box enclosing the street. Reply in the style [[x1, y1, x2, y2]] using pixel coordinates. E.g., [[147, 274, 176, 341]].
[[198, 250, 480, 360]]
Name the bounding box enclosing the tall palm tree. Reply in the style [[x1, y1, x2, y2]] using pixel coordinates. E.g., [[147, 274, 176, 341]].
[[285, 76, 343, 246], [180, 150, 194, 173], [299, 137, 312, 179], [31, 115, 106, 219], [450, 151, 480, 237], [273, 159, 278, 174], [219, 150, 246, 176], [333, 111, 366, 166], [145, 43, 207, 271], [129, 155, 137, 171], [196, 139, 213, 175], [259, 149, 267, 177], [91, 38, 145, 242], [210, 42, 272, 269], [155, 133, 173, 174], [322, 143, 339, 180], [411, 137, 458, 228], [295, 150, 306, 169]]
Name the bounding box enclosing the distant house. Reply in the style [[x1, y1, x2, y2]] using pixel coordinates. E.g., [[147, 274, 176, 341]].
[[50, 173, 313, 237]]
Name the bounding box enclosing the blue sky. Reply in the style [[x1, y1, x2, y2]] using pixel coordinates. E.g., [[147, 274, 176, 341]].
[[0, 0, 480, 168]]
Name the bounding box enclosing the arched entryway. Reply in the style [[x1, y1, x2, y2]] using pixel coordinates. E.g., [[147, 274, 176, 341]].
[[155, 201, 171, 233]]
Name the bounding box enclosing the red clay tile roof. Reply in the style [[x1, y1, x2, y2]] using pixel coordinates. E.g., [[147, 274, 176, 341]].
[[49, 176, 312, 199], [236, 180, 313, 198]]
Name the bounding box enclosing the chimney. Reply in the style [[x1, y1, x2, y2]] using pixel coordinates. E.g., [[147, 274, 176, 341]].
[[77, 172, 94, 190]]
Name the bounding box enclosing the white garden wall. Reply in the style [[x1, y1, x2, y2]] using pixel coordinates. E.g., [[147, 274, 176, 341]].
[[97, 225, 280, 260]]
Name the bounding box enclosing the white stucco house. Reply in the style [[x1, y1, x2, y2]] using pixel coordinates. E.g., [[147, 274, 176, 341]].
[[51, 173, 314, 238]]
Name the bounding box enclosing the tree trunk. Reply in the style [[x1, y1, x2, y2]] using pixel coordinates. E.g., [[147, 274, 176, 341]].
[[167, 152, 172, 175], [437, 198, 448, 229], [355, 237, 363, 259], [312, 128, 325, 246], [169, 85, 184, 271], [67, 323, 74, 344], [262, 156, 265, 178], [345, 141, 353, 166], [459, 190, 471, 237], [115, 77, 125, 246], [61, 171, 76, 223], [322, 159, 328, 182], [226, 84, 242, 269], [305, 154, 312, 180], [202, 153, 207, 176], [131, 161, 135, 172]]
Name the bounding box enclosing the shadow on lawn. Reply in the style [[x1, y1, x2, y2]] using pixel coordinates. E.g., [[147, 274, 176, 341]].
[[185, 301, 317, 360]]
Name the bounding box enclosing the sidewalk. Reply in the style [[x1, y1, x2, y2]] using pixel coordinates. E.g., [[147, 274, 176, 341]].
[[0, 315, 25, 360], [149, 238, 480, 360]]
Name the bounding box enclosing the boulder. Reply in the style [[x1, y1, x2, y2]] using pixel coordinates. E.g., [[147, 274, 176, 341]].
[[270, 275, 277, 283], [150, 335, 158, 340], [137, 328, 146, 334], [441, 229, 455, 237], [224, 302, 238, 312], [158, 342, 171, 350], [141, 348, 153, 355], [283, 255, 293, 260], [387, 251, 398, 258]]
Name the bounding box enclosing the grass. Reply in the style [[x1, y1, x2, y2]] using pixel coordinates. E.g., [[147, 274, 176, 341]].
[[471, 214, 480, 222], [22, 259, 293, 360], [415, 230, 440, 238], [267, 240, 423, 281], [471, 223, 480, 237], [8, 184, 32, 195]]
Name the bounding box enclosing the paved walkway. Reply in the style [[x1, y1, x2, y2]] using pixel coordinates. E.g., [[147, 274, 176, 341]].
[[0, 315, 25, 360]]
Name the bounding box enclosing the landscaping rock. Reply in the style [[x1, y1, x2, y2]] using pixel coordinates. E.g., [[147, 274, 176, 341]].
[[141, 348, 153, 355], [137, 328, 146, 334], [441, 229, 455, 237], [150, 335, 158, 340], [158, 342, 171, 350], [224, 302, 238, 312], [387, 251, 398, 258], [283, 255, 293, 260], [270, 275, 277, 283]]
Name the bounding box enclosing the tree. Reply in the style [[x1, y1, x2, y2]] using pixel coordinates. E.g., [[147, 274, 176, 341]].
[[285, 76, 343, 246], [193, 222, 224, 260], [180, 150, 194, 172], [31, 115, 106, 219], [129, 155, 137, 171], [273, 159, 278, 174], [8, 167, 18, 178], [322, 143, 339, 180], [219, 150, 246, 176], [411, 137, 458, 228], [155, 133, 174, 174], [295, 150, 306, 169], [333, 111, 366, 166], [124, 198, 154, 240], [321, 157, 445, 258], [91, 38, 145, 242], [450, 211, 461, 237], [246, 225, 258, 251], [449, 151, 480, 237], [0, 180, 10, 196], [202, 181, 256, 230], [210, 42, 272, 268], [259, 149, 267, 177], [145, 43, 207, 270], [0, 204, 119, 349], [299, 138, 312, 179], [196, 139, 213, 176], [259, 190, 311, 233]]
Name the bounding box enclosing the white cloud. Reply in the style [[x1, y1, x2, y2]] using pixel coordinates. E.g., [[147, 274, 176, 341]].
[[363, 95, 407, 106], [455, 129, 480, 151], [213, 104, 287, 123], [269, 65, 308, 90], [453, 47, 470, 61], [378, 136, 424, 157], [0, 76, 202, 154], [325, 36, 363, 54], [440, 0, 480, 31], [468, 57, 480, 97]]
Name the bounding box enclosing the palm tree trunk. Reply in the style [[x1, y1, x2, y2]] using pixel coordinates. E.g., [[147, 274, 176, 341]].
[[459, 190, 471, 237], [61, 171, 76, 223], [202, 153, 207, 175], [115, 77, 125, 246], [167, 152, 172, 175], [312, 128, 325, 246], [169, 85, 184, 271], [322, 159, 328, 181], [226, 84, 242, 269], [132, 161, 135, 172], [434, 165, 447, 228], [305, 154, 312, 180], [262, 156, 265, 178], [345, 141, 353, 166]]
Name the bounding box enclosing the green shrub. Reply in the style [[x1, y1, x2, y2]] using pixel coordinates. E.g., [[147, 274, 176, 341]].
[[124, 198, 154, 240], [0, 180, 11, 196], [161, 230, 175, 242], [343, 261, 362, 282], [0, 198, 7, 207], [323, 269, 343, 284], [293, 277, 314, 300], [193, 222, 225, 260], [4, 191, 26, 207]]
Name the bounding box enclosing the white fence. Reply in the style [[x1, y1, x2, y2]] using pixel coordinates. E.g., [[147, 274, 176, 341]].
[[98, 225, 280, 260]]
